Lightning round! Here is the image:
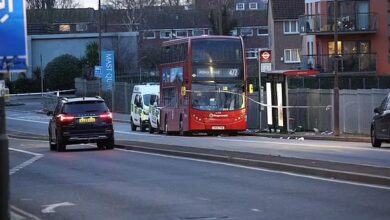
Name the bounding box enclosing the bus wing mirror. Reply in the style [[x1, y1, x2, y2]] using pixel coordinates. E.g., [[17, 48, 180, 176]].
[[181, 86, 187, 96], [249, 84, 254, 94]]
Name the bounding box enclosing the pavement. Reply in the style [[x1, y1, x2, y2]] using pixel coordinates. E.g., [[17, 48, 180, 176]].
[[111, 112, 371, 143]]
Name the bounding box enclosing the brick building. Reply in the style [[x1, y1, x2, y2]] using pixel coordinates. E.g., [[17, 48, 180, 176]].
[[299, 0, 390, 88]]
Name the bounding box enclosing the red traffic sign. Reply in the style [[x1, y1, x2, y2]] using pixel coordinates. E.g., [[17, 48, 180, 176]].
[[259, 50, 271, 63]]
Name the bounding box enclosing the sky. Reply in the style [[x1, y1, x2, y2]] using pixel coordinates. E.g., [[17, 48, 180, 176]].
[[79, 0, 98, 9]]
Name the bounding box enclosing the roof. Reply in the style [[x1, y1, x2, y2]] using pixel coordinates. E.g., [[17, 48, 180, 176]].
[[162, 35, 243, 46], [27, 8, 95, 24], [27, 7, 268, 32], [270, 0, 305, 20], [62, 97, 104, 103], [266, 70, 320, 77], [138, 8, 267, 30]]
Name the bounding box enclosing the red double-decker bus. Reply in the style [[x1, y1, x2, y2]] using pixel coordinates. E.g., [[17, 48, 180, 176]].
[[159, 35, 248, 135]]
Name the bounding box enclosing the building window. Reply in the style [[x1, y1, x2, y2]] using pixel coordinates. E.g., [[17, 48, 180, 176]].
[[229, 29, 238, 36], [175, 30, 188, 38], [236, 3, 245, 10], [249, 2, 258, 10], [160, 30, 172, 39], [284, 49, 301, 63], [143, 31, 156, 39], [193, 29, 205, 36], [240, 27, 253, 36], [257, 27, 268, 36], [246, 48, 259, 59], [76, 23, 88, 32], [283, 20, 299, 34], [59, 24, 71, 32]]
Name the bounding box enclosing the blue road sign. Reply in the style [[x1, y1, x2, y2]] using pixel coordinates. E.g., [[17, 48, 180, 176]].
[[0, 0, 27, 71], [101, 51, 115, 91]]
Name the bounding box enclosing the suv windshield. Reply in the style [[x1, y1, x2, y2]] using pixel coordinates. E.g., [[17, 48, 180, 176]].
[[63, 101, 108, 114], [191, 83, 245, 111]]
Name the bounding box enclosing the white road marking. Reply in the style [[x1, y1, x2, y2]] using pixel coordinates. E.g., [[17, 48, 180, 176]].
[[6, 117, 48, 124], [115, 130, 153, 136], [9, 137, 48, 143], [11, 205, 42, 220], [115, 148, 390, 190], [251, 209, 261, 212], [9, 148, 43, 176], [9, 148, 43, 157], [41, 202, 75, 214]]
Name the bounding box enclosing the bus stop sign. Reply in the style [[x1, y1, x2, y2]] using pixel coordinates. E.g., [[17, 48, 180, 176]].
[[259, 50, 271, 63]]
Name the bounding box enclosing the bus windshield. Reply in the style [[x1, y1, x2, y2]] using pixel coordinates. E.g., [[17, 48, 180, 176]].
[[191, 82, 245, 111], [192, 39, 243, 64]]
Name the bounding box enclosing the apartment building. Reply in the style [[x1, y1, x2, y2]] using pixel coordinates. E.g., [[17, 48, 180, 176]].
[[299, 0, 390, 79], [268, 0, 305, 71]]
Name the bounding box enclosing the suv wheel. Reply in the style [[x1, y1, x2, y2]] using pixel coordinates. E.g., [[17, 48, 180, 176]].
[[371, 126, 382, 148], [98, 138, 114, 150], [130, 117, 137, 131], [49, 130, 56, 151], [56, 132, 66, 152]]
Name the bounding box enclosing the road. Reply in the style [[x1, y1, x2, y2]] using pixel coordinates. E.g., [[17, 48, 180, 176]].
[[6, 109, 390, 168], [9, 138, 390, 220]]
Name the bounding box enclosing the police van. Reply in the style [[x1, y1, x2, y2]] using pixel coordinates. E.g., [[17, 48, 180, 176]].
[[130, 84, 159, 132]]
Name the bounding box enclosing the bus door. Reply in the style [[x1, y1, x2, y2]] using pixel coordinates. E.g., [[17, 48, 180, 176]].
[[161, 87, 180, 132]]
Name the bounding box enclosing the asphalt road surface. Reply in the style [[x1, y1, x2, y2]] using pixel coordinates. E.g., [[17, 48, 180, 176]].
[[6, 109, 390, 168], [9, 138, 390, 220]]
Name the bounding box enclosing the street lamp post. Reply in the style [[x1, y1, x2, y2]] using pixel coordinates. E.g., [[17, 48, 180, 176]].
[[98, 0, 102, 66], [0, 71, 9, 219], [333, 0, 340, 136]]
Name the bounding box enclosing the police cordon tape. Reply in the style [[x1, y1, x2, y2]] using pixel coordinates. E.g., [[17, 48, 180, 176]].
[[186, 89, 332, 110], [8, 89, 75, 97]]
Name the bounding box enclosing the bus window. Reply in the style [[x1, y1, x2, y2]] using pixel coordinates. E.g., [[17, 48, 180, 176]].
[[191, 82, 245, 111], [163, 88, 177, 107], [192, 39, 242, 63]]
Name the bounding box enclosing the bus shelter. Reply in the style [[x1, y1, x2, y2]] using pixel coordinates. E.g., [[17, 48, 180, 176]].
[[264, 70, 320, 133]]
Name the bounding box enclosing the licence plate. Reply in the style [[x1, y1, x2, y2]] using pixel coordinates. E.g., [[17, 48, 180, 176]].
[[79, 117, 96, 123], [212, 126, 225, 130]]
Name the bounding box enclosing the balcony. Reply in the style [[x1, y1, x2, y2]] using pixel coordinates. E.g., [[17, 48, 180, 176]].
[[301, 53, 376, 73], [299, 13, 377, 35]]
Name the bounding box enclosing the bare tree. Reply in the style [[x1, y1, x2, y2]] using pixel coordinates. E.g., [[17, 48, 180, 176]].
[[27, 0, 54, 9], [208, 0, 236, 35], [27, 0, 79, 9], [55, 0, 80, 8], [103, 0, 156, 31]]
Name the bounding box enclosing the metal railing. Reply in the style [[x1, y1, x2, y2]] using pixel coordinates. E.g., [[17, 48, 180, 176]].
[[301, 53, 376, 73], [299, 13, 377, 34]]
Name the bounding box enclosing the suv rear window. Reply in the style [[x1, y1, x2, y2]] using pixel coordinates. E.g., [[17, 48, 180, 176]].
[[63, 101, 108, 114]]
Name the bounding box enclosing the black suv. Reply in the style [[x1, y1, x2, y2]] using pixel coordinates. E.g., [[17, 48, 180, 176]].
[[371, 92, 390, 148], [48, 97, 114, 151]]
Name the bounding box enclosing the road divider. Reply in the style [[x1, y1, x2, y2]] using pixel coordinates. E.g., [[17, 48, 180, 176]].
[[115, 140, 390, 188]]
